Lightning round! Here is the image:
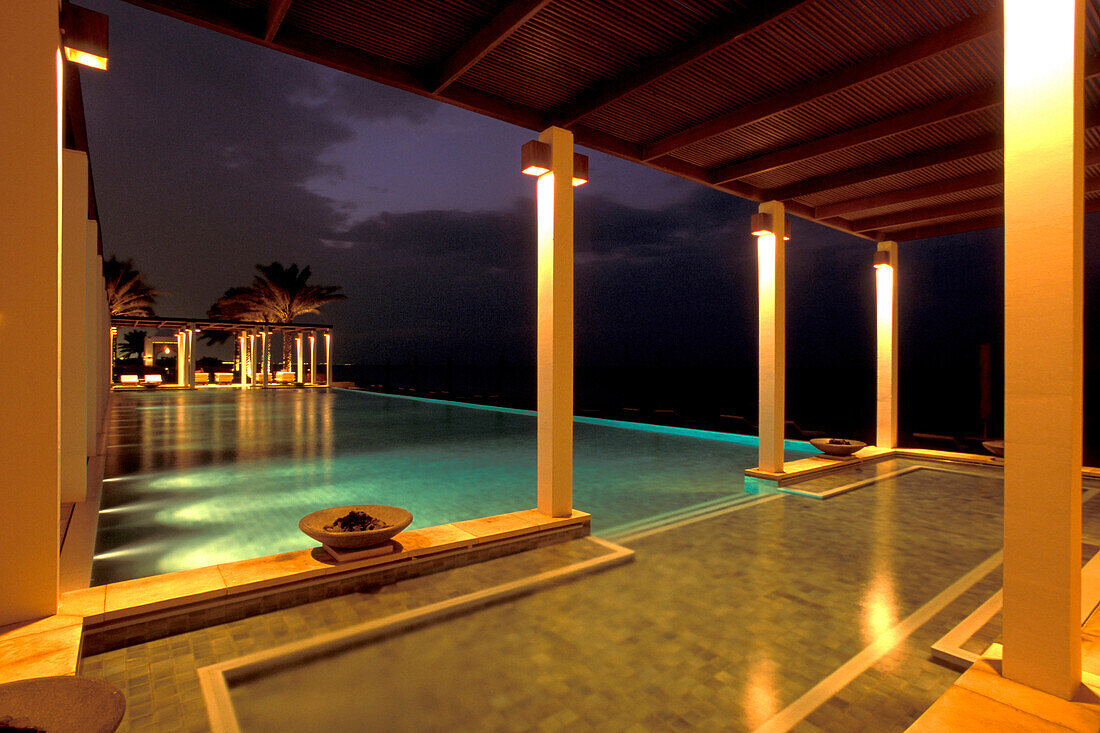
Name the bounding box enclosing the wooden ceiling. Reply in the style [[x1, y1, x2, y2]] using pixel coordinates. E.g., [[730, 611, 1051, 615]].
[[117, 0, 1100, 241]]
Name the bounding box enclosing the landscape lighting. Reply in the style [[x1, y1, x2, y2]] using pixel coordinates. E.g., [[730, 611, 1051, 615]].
[[61, 3, 109, 70], [521, 139, 589, 186]]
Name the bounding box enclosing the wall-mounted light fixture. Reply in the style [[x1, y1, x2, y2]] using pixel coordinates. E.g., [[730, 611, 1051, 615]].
[[521, 139, 589, 186], [61, 3, 109, 70], [873, 249, 892, 269], [749, 212, 791, 240]]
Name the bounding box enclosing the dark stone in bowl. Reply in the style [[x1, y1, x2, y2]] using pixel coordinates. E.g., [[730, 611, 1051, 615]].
[[0, 676, 125, 733], [810, 438, 867, 457], [982, 440, 1004, 457], [299, 504, 413, 549]]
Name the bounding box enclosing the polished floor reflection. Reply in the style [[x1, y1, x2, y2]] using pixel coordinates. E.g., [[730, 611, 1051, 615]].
[[95, 389, 812, 584], [84, 458, 1038, 732]]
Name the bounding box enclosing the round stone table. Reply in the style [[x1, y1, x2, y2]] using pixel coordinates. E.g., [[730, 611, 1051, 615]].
[[0, 676, 125, 733]]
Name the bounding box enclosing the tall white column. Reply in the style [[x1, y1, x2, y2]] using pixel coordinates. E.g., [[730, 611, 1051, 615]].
[[324, 332, 332, 388], [60, 149, 88, 502], [534, 126, 574, 517], [0, 0, 60, 625], [875, 241, 898, 449], [176, 332, 185, 385], [755, 201, 786, 474], [186, 325, 195, 387], [296, 335, 303, 382], [309, 333, 316, 384], [239, 334, 248, 386], [1002, 0, 1084, 698]]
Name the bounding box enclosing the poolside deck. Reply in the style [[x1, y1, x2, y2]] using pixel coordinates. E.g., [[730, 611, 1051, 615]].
[[44, 456, 1100, 731]]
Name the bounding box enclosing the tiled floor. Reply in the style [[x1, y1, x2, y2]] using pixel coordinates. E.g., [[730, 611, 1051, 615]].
[[79, 458, 1059, 732]]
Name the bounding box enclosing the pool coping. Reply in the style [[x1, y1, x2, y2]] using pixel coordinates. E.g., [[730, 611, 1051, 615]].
[[0, 508, 589, 685], [195, 535, 634, 733]]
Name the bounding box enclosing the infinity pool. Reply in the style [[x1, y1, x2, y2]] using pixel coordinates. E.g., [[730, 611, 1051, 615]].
[[93, 389, 813, 584]]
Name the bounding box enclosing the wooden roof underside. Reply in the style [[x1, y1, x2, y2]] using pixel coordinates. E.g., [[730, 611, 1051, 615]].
[[118, 0, 1100, 241]]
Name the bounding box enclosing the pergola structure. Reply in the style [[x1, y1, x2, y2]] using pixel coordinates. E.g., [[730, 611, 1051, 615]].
[[0, 0, 1092, 711], [110, 315, 333, 387]]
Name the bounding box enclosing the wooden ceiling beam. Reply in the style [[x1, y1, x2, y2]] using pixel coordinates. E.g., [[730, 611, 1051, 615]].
[[263, 0, 292, 42], [641, 8, 998, 161], [815, 170, 1001, 219], [709, 87, 1000, 185], [431, 0, 552, 94], [884, 214, 1003, 241], [765, 135, 1003, 202], [550, 0, 810, 127]]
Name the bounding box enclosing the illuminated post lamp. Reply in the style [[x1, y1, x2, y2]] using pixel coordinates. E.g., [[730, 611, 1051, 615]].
[[309, 332, 316, 385], [60, 3, 109, 70], [109, 326, 117, 382], [296, 334, 303, 383], [522, 129, 587, 517], [873, 244, 897, 449], [324, 331, 332, 388], [751, 202, 787, 474], [238, 334, 248, 386]]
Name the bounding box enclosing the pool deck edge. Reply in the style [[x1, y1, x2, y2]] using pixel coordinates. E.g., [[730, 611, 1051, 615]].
[[0, 509, 589, 685]]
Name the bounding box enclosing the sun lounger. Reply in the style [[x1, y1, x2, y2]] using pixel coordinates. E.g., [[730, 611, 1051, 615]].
[[214, 372, 234, 384], [194, 372, 210, 384], [119, 374, 139, 384], [275, 371, 297, 383], [143, 374, 162, 388]]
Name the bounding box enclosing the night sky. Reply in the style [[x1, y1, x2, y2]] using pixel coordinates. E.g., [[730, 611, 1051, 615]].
[[78, 0, 1093, 447]]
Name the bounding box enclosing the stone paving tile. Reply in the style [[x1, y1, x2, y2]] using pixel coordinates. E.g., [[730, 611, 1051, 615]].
[[80, 537, 611, 732], [231, 461, 1005, 732]]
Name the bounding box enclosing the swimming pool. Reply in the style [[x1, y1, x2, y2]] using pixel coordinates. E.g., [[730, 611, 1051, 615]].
[[93, 389, 813, 585]]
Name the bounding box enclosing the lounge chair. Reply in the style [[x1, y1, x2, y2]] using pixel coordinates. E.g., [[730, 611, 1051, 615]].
[[194, 372, 210, 385], [785, 420, 825, 439], [143, 374, 162, 388], [119, 374, 139, 384], [275, 371, 297, 384], [214, 372, 234, 384]]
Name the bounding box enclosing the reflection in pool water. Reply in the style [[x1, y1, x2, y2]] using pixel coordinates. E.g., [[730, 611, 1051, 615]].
[[94, 389, 812, 585]]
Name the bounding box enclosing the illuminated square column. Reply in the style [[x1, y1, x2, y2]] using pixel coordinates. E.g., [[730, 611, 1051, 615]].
[[60, 149, 88, 502], [324, 332, 332, 387], [309, 333, 316, 384], [0, 0, 61, 625], [529, 126, 576, 517], [186, 325, 195, 387], [754, 201, 786, 474], [296, 335, 303, 382], [875, 242, 898, 449], [1003, 0, 1084, 698]]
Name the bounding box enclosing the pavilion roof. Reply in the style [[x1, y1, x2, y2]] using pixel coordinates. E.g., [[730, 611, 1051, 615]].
[[118, 0, 1100, 241], [111, 315, 331, 333]]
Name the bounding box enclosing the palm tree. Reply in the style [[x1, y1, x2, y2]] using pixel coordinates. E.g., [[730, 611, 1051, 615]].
[[118, 330, 147, 360], [199, 286, 266, 372], [216, 263, 344, 367], [103, 256, 158, 317]]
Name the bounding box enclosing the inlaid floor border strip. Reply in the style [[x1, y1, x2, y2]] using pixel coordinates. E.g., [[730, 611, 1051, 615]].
[[197, 536, 634, 733], [612, 494, 782, 544], [931, 488, 1100, 669], [753, 549, 1005, 733], [779, 464, 1002, 501], [604, 492, 775, 542]]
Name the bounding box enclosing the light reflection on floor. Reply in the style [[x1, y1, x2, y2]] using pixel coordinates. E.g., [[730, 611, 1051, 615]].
[[94, 389, 813, 585]]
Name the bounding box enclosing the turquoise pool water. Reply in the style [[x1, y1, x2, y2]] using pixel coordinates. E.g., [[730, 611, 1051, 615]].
[[93, 389, 813, 584]]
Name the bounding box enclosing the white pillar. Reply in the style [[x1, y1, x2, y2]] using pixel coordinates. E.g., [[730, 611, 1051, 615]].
[[60, 149, 88, 502], [309, 333, 316, 385], [296, 334, 303, 382], [262, 330, 269, 386], [0, 0, 60, 625], [875, 241, 898, 449], [176, 332, 185, 386], [534, 126, 574, 517], [324, 332, 332, 388], [186, 325, 195, 387], [1002, 0, 1084, 698], [239, 334, 247, 386], [755, 201, 786, 474]]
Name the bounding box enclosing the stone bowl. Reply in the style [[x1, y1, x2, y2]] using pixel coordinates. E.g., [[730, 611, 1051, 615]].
[[810, 438, 867, 457], [299, 505, 413, 549], [982, 440, 1004, 457]]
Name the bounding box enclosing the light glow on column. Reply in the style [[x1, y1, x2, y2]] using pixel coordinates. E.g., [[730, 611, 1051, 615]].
[[875, 256, 896, 448]]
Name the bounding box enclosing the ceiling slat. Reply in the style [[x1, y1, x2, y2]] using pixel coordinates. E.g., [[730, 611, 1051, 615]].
[[641, 8, 999, 161]]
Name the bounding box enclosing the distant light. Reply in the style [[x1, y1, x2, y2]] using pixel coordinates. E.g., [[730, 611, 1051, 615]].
[[163, 347, 171, 354]]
